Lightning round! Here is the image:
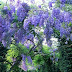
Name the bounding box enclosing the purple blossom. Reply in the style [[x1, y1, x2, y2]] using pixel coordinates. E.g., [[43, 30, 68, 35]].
[[24, 42, 30, 49], [48, 16, 54, 26], [21, 54, 26, 61], [16, 0, 21, 7], [21, 3, 30, 12], [60, 4, 65, 9], [70, 33, 72, 41], [55, 58, 58, 61], [52, 8, 60, 19], [12, 57, 16, 65], [7, 10, 13, 22], [2, 32, 7, 39], [20, 60, 27, 71], [0, 16, 4, 41], [23, 18, 30, 29], [21, 36, 26, 44], [47, 40, 52, 47], [60, 27, 65, 37], [50, 57, 54, 61], [30, 0, 35, 4], [53, 48, 57, 52], [59, 12, 65, 23], [2, 40, 7, 47], [44, 27, 51, 41], [66, 37, 69, 41], [31, 15, 40, 26], [44, 24, 53, 42], [12, 57, 16, 62], [3, 6, 8, 10], [55, 19, 61, 30], [42, 0, 45, 3], [17, 8, 26, 21], [10, 5, 15, 13], [39, 18, 44, 27], [5, 21, 11, 30], [65, 41, 68, 44], [27, 56, 32, 64], [65, 27, 71, 37], [44, 28, 48, 35], [64, 12, 71, 23], [49, 27, 53, 34], [60, 27, 71, 38], [60, 0, 66, 4], [38, 10, 44, 17], [13, 23, 17, 28], [0, 33, 3, 41], [48, 2, 52, 8], [9, 0, 15, 2], [27, 33, 34, 41], [17, 3, 30, 21], [38, 5, 41, 8], [14, 29, 24, 41], [7, 10, 12, 17], [41, 11, 49, 19]]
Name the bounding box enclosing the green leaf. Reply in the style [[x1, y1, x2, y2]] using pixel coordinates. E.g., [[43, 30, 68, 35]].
[[68, 22, 72, 27]]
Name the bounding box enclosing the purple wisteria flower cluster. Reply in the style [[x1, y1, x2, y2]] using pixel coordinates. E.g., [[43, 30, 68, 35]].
[[44, 6, 72, 46], [0, 0, 72, 71], [17, 3, 30, 22]]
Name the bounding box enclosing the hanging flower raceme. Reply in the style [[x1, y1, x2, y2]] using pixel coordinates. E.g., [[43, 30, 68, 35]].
[[48, 1, 52, 8], [19, 54, 32, 71], [70, 33, 72, 41], [9, 5, 15, 13], [52, 8, 60, 19], [20, 54, 27, 71], [0, 16, 4, 41], [55, 19, 62, 30], [17, 3, 30, 22], [64, 12, 71, 23], [23, 10, 49, 29], [44, 7, 72, 47]]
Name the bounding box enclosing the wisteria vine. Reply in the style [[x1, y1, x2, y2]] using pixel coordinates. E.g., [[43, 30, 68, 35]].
[[0, 0, 72, 71]]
